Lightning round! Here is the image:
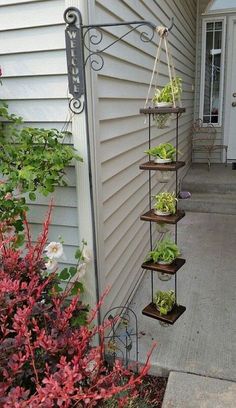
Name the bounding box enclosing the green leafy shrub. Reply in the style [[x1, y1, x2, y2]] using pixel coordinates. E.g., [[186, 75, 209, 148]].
[[146, 236, 180, 264], [152, 77, 182, 105], [145, 143, 176, 160], [0, 101, 82, 233], [154, 290, 175, 315], [154, 192, 177, 214]]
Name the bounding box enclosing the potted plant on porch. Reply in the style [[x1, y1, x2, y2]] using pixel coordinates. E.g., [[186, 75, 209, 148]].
[[146, 236, 180, 265], [145, 142, 177, 164], [153, 191, 177, 216], [154, 290, 175, 315], [152, 77, 182, 128]]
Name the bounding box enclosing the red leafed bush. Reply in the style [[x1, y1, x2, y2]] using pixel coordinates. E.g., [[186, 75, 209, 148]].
[[0, 210, 153, 408]]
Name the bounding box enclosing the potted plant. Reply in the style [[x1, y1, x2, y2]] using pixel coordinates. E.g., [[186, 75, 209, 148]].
[[146, 236, 180, 265], [154, 290, 175, 315], [145, 142, 177, 164], [153, 77, 182, 107], [152, 77, 182, 128], [153, 191, 177, 216]]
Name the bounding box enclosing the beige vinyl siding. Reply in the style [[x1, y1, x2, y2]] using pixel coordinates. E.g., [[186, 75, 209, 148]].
[[0, 0, 79, 266], [89, 0, 197, 312], [194, 0, 223, 163]]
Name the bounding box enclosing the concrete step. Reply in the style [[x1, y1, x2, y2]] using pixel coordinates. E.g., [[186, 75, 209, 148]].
[[181, 180, 236, 194], [162, 372, 236, 408], [178, 193, 236, 214]]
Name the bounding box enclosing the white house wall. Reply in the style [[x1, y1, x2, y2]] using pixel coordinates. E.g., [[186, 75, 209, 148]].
[[0, 0, 79, 266], [88, 0, 197, 312]]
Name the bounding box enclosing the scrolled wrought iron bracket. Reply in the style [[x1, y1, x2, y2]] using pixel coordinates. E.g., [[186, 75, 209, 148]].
[[64, 6, 174, 113]]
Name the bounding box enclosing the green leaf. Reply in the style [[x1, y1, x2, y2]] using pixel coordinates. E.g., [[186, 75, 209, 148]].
[[53, 283, 63, 293], [71, 311, 88, 327], [59, 268, 70, 280], [29, 192, 36, 201], [69, 266, 77, 277], [70, 281, 84, 296], [15, 234, 25, 247], [75, 248, 82, 260]]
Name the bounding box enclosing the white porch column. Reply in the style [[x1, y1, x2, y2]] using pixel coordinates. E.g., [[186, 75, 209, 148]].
[[65, 0, 100, 314]]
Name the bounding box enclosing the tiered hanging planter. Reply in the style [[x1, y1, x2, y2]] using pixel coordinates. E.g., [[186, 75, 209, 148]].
[[139, 25, 186, 325]]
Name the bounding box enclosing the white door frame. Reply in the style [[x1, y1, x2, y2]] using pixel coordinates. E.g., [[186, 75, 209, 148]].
[[224, 14, 236, 156]]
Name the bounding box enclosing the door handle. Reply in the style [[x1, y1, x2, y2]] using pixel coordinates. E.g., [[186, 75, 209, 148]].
[[232, 102, 236, 107], [233, 92, 236, 97]]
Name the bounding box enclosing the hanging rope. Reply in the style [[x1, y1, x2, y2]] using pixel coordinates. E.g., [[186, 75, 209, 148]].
[[144, 24, 178, 110]]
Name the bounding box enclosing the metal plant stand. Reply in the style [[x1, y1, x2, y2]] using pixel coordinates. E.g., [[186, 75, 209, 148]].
[[139, 107, 186, 324], [103, 306, 139, 370]]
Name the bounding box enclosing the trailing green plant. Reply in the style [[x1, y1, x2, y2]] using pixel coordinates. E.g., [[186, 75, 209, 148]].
[[154, 192, 177, 214], [0, 101, 82, 233], [152, 77, 182, 105], [154, 290, 175, 315], [146, 236, 180, 264], [145, 143, 177, 160]]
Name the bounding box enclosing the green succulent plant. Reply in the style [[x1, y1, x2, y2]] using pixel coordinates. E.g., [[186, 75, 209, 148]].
[[152, 77, 182, 105], [145, 143, 177, 160], [154, 192, 177, 214], [154, 290, 175, 315], [146, 236, 180, 264]]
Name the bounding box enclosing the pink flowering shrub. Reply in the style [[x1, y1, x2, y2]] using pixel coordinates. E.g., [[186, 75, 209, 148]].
[[0, 209, 153, 407]]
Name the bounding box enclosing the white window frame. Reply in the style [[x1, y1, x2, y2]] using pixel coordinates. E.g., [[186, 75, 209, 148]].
[[200, 16, 226, 127]]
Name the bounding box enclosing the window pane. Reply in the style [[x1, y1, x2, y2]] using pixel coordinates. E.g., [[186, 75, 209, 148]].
[[203, 21, 223, 124]]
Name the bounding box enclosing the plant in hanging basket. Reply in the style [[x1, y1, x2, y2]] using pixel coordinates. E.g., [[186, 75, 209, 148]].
[[153, 191, 177, 216], [145, 142, 177, 163], [154, 290, 175, 315], [152, 77, 182, 128], [146, 236, 180, 265], [153, 77, 182, 106]]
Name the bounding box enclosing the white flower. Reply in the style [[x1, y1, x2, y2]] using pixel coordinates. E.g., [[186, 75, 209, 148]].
[[45, 242, 64, 259], [45, 258, 58, 271], [82, 247, 93, 264], [76, 262, 87, 279]]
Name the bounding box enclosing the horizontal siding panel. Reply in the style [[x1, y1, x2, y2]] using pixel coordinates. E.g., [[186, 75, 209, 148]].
[[31, 224, 79, 247], [0, 26, 64, 54], [28, 204, 78, 227], [0, 0, 49, 5], [0, 1, 64, 31], [26, 187, 77, 207], [4, 100, 70, 122], [2, 76, 68, 99], [2, 51, 67, 77]]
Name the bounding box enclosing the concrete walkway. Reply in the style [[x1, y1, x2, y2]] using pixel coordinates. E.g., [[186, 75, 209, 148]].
[[162, 372, 236, 408], [130, 212, 236, 381]]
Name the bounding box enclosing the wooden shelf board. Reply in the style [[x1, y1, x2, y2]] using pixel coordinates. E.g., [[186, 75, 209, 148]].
[[142, 302, 186, 324], [140, 209, 185, 224], [142, 258, 186, 275], [140, 107, 186, 114], [139, 161, 185, 171]]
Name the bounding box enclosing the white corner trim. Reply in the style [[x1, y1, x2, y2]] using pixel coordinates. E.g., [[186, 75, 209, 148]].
[[65, 0, 99, 310]]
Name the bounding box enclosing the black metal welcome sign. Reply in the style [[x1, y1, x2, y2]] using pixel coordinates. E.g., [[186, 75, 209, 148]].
[[64, 8, 85, 113]]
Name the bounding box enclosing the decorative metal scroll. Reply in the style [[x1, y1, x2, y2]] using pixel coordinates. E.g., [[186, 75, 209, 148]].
[[103, 306, 139, 370], [82, 21, 156, 72], [64, 7, 176, 114]]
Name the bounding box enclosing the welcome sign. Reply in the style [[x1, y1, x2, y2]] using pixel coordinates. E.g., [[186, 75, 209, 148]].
[[65, 23, 85, 103]]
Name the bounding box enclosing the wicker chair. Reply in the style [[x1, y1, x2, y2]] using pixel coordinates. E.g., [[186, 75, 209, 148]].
[[192, 118, 228, 170]]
